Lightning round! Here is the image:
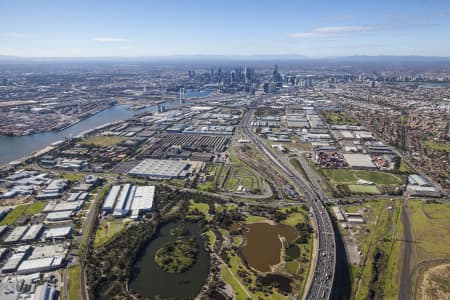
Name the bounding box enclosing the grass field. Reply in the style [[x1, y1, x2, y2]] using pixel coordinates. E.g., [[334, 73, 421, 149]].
[[422, 140, 450, 152], [289, 158, 309, 182], [221, 261, 249, 300], [61, 173, 85, 182], [197, 181, 214, 191], [322, 169, 402, 185], [24, 201, 46, 215], [321, 111, 359, 126], [0, 204, 28, 225], [410, 200, 450, 262], [82, 136, 127, 147], [94, 219, 128, 248], [343, 205, 363, 213], [341, 200, 402, 300], [348, 184, 381, 194], [203, 230, 216, 249], [244, 215, 268, 223], [188, 200, 211, 221], [279, 206, 308, 227], [67, 265, 81, 300], [286, 261, 299, 274], [398, 160, 414, 174], [223, 165, 263, 193]]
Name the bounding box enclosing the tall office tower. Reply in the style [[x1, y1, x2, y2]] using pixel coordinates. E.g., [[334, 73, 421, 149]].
[[179, 87, 185, 104], [273, 64, 282, 83]]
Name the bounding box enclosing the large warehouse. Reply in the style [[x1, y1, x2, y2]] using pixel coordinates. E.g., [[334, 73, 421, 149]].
[[128, 159, 190, 179], [343, 154, 377, 170], [130, 186, 155, 219], [102, 184, 155, 219], [16, 256, 63, 275]]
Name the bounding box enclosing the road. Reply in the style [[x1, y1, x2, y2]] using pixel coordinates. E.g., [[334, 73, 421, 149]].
[[399, 198, 414, 300], [241, 109, 336, 300]]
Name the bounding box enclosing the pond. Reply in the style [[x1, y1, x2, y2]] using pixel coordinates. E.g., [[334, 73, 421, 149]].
[[241, 222, 297, 272], [129, 221, 210, 299]]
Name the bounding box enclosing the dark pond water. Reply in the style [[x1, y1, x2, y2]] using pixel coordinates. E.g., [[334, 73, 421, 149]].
[[260, 274, 293, 294], [129, 221, 210, 299], [285, 244, 300, 259]]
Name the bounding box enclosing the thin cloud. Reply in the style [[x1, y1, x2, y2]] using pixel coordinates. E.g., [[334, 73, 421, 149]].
[[2, 32, 30, 38], [288, 25, 376, 39], [92, 37, 129, 42]]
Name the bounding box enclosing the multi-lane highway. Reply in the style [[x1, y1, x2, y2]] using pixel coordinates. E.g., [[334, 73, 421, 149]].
[[241, 109, 336, 300]]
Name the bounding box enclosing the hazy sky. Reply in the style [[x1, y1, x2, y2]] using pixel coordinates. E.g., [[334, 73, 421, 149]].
[[1, 0, 450, 57]]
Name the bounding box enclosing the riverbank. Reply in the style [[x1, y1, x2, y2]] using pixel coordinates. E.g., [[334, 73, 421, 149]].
[[0, 101, 178, 167]]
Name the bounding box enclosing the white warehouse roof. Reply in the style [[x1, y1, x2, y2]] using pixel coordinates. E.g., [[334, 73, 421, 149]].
[[130, 186, 155, 218], [17, 256, 63, 275], [128, 159, 190, 179]]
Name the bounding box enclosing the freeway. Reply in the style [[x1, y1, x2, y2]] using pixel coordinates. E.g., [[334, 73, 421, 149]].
[[241, 108, 336, 300]]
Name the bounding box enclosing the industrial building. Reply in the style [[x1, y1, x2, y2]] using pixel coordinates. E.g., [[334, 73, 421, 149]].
[[4, 226, 29, 244], [332, 206, 345, 222], [112, 184, 134, 217], [0, 225, 8, 237], [1, 246, 32, 273], [45, 211, 72, 222], [343, 153, 377, 170], [103, 184, 155, 219], [102, 185, 121, 212], [128, 159, 190, 179], [1, 252, 27, 273], [130, 186, 155, 219], [16, 256, 63, 275], [44, 227, 72, 240], [407, 174, 441, 197], [21, 224, 44, 242], [33, 284, 58, 300], [43, 201, 84, 213]]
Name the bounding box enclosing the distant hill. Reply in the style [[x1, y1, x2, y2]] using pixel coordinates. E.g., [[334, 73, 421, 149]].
[[0, 54, 449, 63]]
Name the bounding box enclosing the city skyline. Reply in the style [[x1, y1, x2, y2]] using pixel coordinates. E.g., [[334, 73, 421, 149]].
[[1, 0, 450, 57]]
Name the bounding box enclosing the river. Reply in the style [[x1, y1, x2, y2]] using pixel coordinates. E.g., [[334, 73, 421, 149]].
[[0, 90, 213, 166]]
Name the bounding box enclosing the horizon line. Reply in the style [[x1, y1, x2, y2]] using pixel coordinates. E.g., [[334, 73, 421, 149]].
[[1, 53, 450, 60]]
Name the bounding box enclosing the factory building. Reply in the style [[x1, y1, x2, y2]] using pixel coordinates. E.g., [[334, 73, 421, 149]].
[[43, 201, 84, 213], [112, 184, 133, 217], [130, 186, 155, 219], [407, 174, 441, 197], [1, 246, 31, 273], [128, 159, 190, 179], [1, 252, 27, 273], [16, 256, 63, 275], [4, 226, 29, 244], [44, 227, 72, 240], [343, 153, 377, 170], [0, 225, 8, 237], [33, 284, 58, 300], [102, 185, 121, 213], [21, 224, 44, 242], [103, 184, 155, 219], [45, 211, 72, 222]]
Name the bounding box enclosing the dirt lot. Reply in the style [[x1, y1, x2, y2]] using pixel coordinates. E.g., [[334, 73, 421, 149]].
[[417, 263, 450, 300]]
